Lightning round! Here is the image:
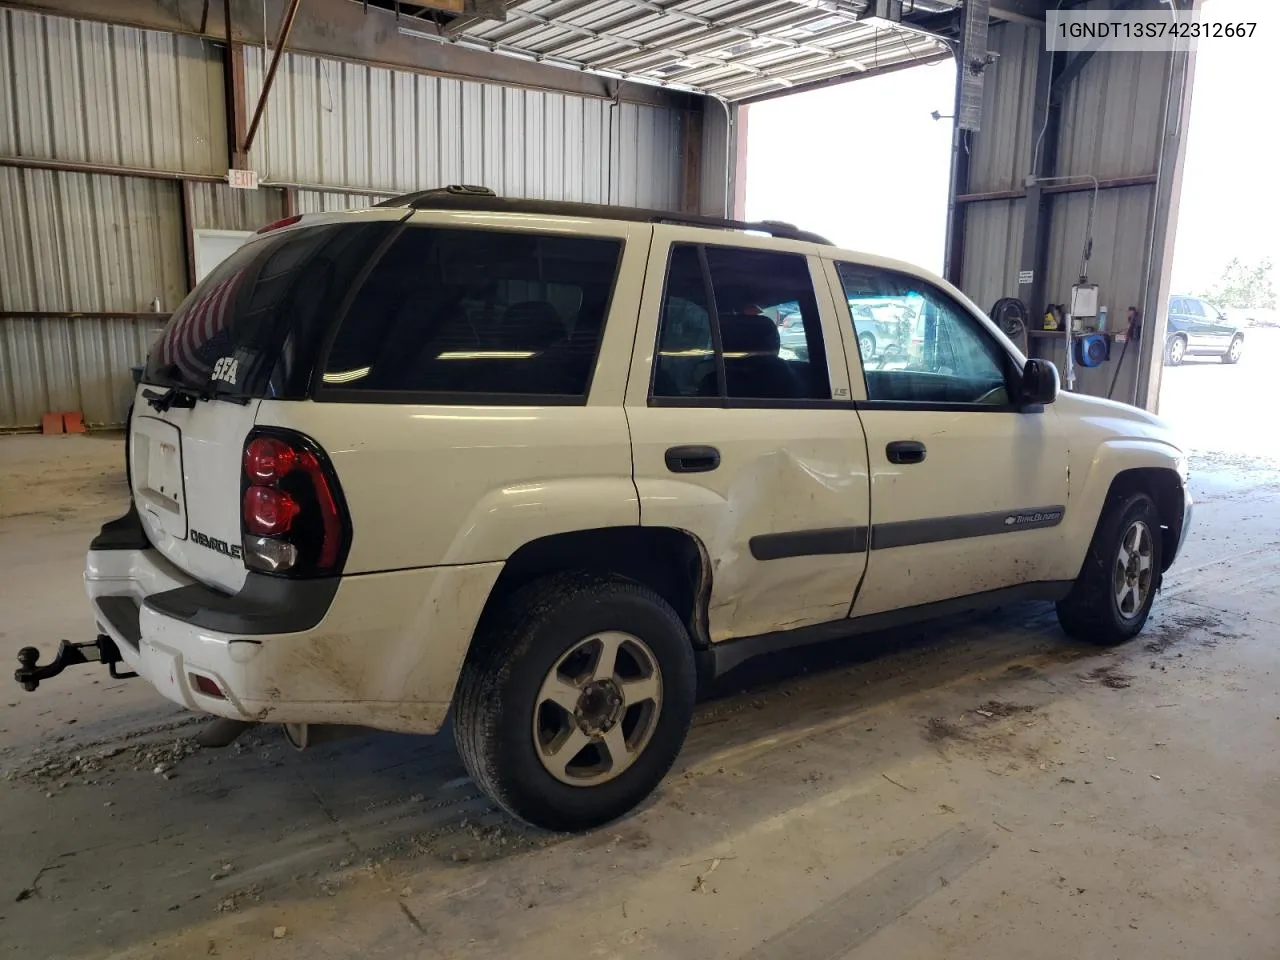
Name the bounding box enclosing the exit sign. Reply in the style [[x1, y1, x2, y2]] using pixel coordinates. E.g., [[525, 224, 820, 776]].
[[228, 169, 259, 190]]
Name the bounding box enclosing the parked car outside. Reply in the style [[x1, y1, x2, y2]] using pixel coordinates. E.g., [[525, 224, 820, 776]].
[[1164, 295, 1244, 365]]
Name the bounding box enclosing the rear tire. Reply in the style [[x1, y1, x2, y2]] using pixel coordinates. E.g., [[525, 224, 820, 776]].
[[453, 571, 696, 832], [1164, 336, 1186, 366], [1056, 491, 1163, 645], [1221, 335, 1243, 364]]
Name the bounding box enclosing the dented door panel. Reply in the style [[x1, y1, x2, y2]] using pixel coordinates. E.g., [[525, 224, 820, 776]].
[[625, 226, 870, 643]]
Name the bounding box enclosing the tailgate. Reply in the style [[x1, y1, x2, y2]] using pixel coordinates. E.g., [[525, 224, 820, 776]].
[[130, 395, 261, 593]]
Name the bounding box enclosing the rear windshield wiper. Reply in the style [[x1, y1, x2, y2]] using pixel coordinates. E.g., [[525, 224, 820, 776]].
[[142, 385, 252, 411], [141, 385, 203, 412]]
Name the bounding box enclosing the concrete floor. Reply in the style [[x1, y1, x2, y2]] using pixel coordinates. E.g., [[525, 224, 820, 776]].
[[2, 351, 1278, 959]]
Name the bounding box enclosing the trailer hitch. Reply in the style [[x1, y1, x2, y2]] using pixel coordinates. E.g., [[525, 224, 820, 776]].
[[15, 635, 136, 692]]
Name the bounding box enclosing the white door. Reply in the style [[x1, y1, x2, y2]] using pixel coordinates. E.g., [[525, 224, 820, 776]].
[[625, 229, 870, 642], [826, 258, 1070, 617], [193, 229, 254, 283]]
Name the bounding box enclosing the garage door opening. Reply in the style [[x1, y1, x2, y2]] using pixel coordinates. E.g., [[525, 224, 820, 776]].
[[742, 59, 958, 273], [1160, 0, 1277, 465]]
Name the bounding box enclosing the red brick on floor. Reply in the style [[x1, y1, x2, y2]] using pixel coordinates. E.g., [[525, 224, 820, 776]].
[[41, 412, 64, 435], [62, 411, 86, 433]]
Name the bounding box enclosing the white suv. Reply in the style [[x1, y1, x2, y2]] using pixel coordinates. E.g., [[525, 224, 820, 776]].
[[16, 187, 1192, 831]]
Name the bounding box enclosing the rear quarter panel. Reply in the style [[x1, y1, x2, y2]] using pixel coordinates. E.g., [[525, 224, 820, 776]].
[[255, 403, 638, 571]]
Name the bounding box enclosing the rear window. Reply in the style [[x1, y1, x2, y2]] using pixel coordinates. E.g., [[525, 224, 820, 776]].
[[145, 223, 393, 398], [319, 226, 623, 401]]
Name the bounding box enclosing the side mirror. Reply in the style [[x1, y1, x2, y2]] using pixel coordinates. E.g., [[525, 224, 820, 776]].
[[1019, 357, 1059, 407]]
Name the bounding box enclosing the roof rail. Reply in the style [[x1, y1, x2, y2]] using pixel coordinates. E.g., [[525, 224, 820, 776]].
[[376, 185, 832, 245]]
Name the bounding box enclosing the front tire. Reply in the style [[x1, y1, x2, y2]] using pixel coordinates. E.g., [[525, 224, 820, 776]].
[[1165, 335, 1186, 366], [1221, 335, 1243, 364], [453, 572, 696, 832], [1056, 491, 1163, 645]]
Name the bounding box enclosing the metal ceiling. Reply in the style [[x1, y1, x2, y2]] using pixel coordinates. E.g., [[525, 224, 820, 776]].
[[384, 0, 961, 101]]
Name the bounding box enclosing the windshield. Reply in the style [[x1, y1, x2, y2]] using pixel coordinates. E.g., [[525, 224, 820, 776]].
[[144, 222, 393, 397]]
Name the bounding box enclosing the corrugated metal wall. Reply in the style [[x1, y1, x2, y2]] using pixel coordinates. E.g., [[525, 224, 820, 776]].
[[957, 21, 1173, 401], [1, 9, 703, 428], [242, 46, 684, 207], [0, 167, 184, 428], [293, 191, 392, 214], [0, 9, 226, 175], [188, 182, 284, 232]]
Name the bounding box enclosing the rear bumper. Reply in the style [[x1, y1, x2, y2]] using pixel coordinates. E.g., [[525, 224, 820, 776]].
[[84, 520, 503, 735]]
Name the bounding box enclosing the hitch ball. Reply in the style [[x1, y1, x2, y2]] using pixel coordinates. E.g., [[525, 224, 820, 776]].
[[16, 647, 41, 691]]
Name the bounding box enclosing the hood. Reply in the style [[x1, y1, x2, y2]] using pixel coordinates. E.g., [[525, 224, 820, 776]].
[[1054, 391, 1181, 446]]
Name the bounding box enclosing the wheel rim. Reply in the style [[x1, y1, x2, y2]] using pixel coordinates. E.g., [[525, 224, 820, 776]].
[[859, 334, 875, 357], [1170, 339, 1184, 363], [1229, 339, 1241, 361], [533, 631, 663, 787], [1113, 520, 1155, 620]]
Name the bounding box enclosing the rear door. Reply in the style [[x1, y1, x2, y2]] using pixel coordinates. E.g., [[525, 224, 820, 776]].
[[1181, 297, 1211, 349], [132, 213, 401, 591], [828, 258, 1069, 616], [626, 229, 870, 643]]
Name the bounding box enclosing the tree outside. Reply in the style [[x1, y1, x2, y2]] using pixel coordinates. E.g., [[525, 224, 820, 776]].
[[1200, 257, 1277, 310]]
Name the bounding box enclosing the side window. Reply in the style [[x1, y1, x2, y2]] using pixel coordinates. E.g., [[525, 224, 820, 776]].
[[322, 226, 622, 399], [836, 262, 1010, 406], [1169, 297, 1186, 316], [1185, 299, 1206, 318], [652, 244, 830, 402], [652, 246, 716, 398]]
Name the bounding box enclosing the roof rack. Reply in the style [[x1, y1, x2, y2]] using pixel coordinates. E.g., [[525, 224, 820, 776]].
[[375, 185, 833, 246]]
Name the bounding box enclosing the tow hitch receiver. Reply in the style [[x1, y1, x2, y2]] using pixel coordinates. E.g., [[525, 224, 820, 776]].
[[15, 635, 136, 692]]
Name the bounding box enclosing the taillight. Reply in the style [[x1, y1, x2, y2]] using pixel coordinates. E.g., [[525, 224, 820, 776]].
[[240, 430, 350, 577]]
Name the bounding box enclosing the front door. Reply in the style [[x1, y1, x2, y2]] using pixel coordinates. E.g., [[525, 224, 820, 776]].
[[827, 259, 1069, 617], [625, 230, 870, 642]]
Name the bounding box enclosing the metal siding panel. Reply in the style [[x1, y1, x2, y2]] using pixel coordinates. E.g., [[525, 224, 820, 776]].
[[582, 98, 605, 203], [0, 167, 37, 309], [2, 11, 224, 175], [46, 14, 86, 162], [369, 66, 394, 190], [440, 79, 465, 187], [700, 98, 729, 217], [0, 14, 14, 156], [960, 197, 1025, 317], [292, 191, 390, 214], [79, 19, 120, 168], [1044, 185, 1153, 321], [483, 83, 504, 192], [544, 93, 566, 202], [504, 88, 526, 199], [188, 182, 286, 232], [393, 70, 417, 191], [967, 22, 1038, 195], [524, 90, 546, 199], [1058, 50, 1166, 181], [343, 61, 370, 188], [461, 82, 486, 186], [562, 95, 585, 202], [10, 10, 52, 158]]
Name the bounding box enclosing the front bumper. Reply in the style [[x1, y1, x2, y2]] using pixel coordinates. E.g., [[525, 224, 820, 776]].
[[1170, 487, 1193, 567], [22, 509, 505, 736]]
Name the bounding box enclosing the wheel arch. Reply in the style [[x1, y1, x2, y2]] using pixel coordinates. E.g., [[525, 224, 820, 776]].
[[1103, 467, 1188, 572], [480, 526, 713, 649]]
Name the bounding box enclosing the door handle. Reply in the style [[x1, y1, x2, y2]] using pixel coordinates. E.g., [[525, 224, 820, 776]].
[[886, 440, 926, 465], [665, 445, 721, 473]]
